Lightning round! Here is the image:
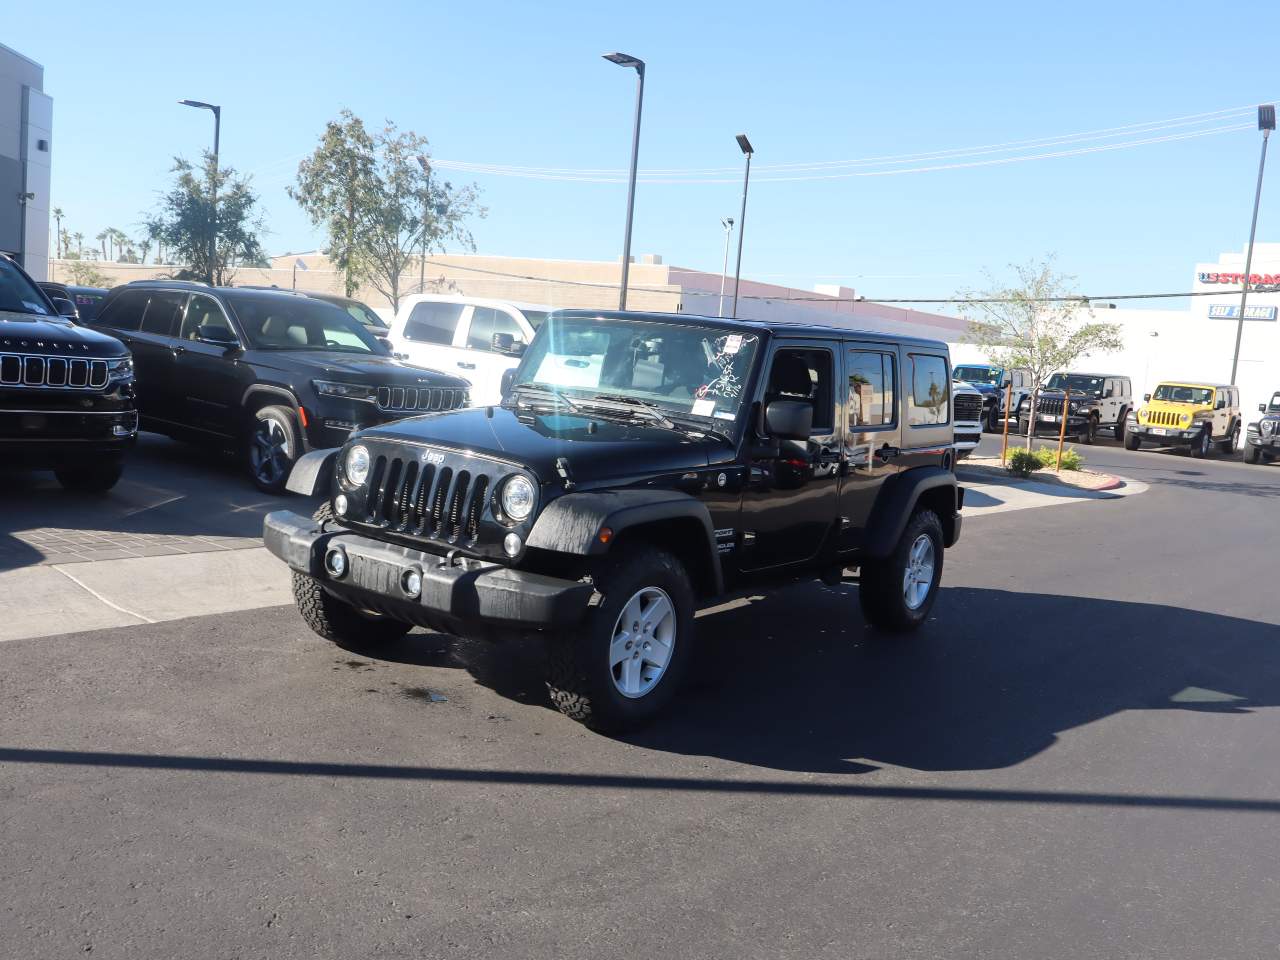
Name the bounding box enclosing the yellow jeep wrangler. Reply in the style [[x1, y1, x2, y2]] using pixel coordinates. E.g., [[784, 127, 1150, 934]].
[[1124, 382, 1241, 457]]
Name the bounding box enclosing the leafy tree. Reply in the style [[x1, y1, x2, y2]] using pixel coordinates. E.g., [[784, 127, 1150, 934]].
[[66, 260, 111, 287], [291, 113, 483, 310], [145, 152, 266, 285], [289, 110, 376, 296], [959, 259, 1123, 449]]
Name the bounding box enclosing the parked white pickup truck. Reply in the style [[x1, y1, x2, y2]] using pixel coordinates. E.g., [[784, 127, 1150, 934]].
[[386, 295, 551, 405]]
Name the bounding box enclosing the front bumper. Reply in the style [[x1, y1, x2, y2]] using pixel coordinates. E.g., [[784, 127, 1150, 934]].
[[0, 408, 138, 466], [1014, 413, 1090, 435], [1129, 425, 1202, 446], [1246, 429, 1278, 449], [264, 510, 593, 631], [953, 426, 982, 449]]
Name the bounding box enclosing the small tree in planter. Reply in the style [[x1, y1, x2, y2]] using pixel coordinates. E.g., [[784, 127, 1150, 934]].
[[959, 259, 1123, 450]]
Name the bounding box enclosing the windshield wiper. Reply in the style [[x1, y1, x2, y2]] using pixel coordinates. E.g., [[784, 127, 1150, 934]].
[[513, 382, 584, 412], [581, 393, 677, 428]]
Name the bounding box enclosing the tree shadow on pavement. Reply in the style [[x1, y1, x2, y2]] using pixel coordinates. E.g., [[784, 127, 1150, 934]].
[[611, 584, 1280, 775]]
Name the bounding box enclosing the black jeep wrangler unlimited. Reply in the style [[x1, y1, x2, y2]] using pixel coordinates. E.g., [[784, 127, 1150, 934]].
[[1, 255, 136, 490], [264, 311, 963, 730]]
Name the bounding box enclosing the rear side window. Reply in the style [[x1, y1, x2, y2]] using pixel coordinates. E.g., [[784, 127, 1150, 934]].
[[467, 307, 526, 351], [848, 349, 896, 428], [97, 290, 150, 331], [403, 301, 464, 345], [908, 354, 950, 426], [140, 291, 186, 337]]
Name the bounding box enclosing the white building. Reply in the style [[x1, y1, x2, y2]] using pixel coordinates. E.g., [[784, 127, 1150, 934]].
[[0, 43, 51, 280], [952, 244, 1280, 418]]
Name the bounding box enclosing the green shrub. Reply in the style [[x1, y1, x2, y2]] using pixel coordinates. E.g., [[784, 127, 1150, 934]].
[[1032, 446, 1084, 471], [1006, 448, 1043, 477]]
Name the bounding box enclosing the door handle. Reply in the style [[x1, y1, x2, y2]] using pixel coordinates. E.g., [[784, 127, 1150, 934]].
[[169, 345, 186, 357], [876, 444, 900, 462], [457, 361, 476, 370]]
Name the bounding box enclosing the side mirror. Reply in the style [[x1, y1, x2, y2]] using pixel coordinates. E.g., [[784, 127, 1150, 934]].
[[197, 324, 238, 347], [764, 399, 813, 441], [1143, 393, 1152, 403], [1103, 388, 1114, 398], [52, 297, 78, 319], [1261, 403, 1268, 413], [500, 367, 517, 400], [1215, 399, 1226, 410], [1000, 379, 1011, 389], [491, 332, 525, 356]]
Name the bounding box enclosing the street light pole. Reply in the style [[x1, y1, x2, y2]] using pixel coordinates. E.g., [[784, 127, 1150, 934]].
[[603, 52, 645, 310], [717, 217, 734, 317], [1230, 103, 1275, 385], [730, 134, 754, 319], [179, 99, 221, 284]]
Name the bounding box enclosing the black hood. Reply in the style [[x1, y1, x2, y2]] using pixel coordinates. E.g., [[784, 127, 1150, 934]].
[[361, 405, 721, 484], [248, 349, 470, 390], [1037, 389, 1100, 402], [0, 311, 128, 358]]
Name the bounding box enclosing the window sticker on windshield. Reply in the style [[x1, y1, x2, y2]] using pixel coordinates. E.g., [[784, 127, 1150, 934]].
[[22, 301, 47, 314], [723, 334, 743, 355], [692, 398, 716, 417], [713, 410, 737, 421]]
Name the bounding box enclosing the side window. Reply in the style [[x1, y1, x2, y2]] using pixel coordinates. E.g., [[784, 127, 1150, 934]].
[[848, 350, 895, 428], [403, 302, 464, 345], [469, 309, 524, 351], [140, 291, 186, 337], [180, 295, 234, 342], [96, 290, 149, 331], [765, 347, 835, 432], [908, 354, 950, 426], [1104, 379, 1115, 397]]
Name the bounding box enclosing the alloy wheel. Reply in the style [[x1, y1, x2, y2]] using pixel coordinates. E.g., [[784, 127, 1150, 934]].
[[608, 586, 676, 699], [902, 534, 936, 611], [250, 417, 292, 487]]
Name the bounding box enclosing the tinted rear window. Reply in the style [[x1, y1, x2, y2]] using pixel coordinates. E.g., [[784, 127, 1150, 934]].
[[96, 290, 150, 331]]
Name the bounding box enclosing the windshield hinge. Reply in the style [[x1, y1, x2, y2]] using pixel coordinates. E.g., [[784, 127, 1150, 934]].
[[555, 456, 576, 490]]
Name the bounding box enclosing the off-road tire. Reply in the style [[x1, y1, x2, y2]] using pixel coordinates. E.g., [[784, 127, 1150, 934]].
[[245, 404, 301, 494], [545, 546, 694, 732], [55, 460, 123, 493], [291, 502, 412, 647], [1189, 427, 1212, 459], [1245, 442, 1262, 464], [1124, 430, 1142, 451], [1081, 415, 1098, 445], [1218, 422, 1239, 455], [1114, 409, 1128, 443], [859, 508, 944, 634], [985, 403, 1002, 433]]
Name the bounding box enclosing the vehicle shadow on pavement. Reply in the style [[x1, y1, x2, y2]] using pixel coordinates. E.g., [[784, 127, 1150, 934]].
[[616, 585, 1280, 775]]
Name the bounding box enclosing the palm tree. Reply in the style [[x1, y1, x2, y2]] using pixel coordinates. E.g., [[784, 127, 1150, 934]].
[[96, 230, 108, 260], [52, 207, 64, 258], [138, 237, 152, 266], [73, 232, 84, 258]]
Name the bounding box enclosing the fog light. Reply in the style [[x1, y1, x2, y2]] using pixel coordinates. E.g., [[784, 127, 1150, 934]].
[[324, 548, 347, 578], [333, 494, 348, 516], [112, 424, 134, 437], [503, 533, 522, 557], [401, 568, 422, 598]]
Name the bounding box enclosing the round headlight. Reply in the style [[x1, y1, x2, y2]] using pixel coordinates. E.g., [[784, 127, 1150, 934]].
[[345, 444, 371, 485], [500, 475, 536, 522]]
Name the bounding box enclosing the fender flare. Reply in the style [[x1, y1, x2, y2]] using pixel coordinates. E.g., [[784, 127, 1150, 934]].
[[242, 384, 310, 452], [526, 488, 724, 595], [863, 466, 960, 558], [285, 448, 339, 497]]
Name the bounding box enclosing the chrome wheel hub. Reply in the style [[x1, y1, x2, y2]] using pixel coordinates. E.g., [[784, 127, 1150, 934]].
[[609, 586, 676, 698], [903, 534, 935, 610]]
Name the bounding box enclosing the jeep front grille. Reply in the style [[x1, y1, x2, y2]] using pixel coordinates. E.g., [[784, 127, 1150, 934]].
[[363, 454, 491, 543], [376, 386, 466, 414], [1148, 410, 1182, 427], [953, 394, 983, 422], [0, 353, 108, 390], [1038, 398, 1065, 416]]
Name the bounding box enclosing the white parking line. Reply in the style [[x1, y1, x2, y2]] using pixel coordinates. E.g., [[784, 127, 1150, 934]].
[[50, 565, 156, 624]]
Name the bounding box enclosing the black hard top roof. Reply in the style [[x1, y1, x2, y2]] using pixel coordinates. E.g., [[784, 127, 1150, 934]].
[[551, 309, 950, 351]]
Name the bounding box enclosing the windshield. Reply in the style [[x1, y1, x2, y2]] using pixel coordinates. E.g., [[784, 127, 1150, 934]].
[[520, 310, 549, 330], [0, 257, 52, 318], [230, 295, 386, 354], [1046, 373, 1105, 397], [514, 315, 760, 422], [1270, 392, 1280, 413], [343, 301, 387, 329], [953, 365, 1001, 385], [1153, 384, 1213, 405]]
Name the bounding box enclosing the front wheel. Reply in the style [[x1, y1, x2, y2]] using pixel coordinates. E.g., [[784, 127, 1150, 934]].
[[985, 404, 1002, 433], [1245, 442, 1263, 464], [1081, 416, 1098, 445], [1124, 430, 1142, 451], [1189, 427, 1211, 459], [245, 404, 300, 493], [55, 460, 123, 493], [545, 546, 694, 732], [859, 509, 944, 633]]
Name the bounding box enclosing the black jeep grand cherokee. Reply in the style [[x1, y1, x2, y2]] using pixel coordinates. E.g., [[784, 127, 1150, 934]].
[[90, 282, 470, 492], [265, 310, 963, 731], [1, 255, 136, 491]]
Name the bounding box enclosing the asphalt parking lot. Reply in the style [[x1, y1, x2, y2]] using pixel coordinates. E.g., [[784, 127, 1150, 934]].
[[2, 430, 1279, 958]]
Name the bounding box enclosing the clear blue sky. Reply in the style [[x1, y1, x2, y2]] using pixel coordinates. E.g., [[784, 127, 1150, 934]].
[[11, 0, 1280, 306]]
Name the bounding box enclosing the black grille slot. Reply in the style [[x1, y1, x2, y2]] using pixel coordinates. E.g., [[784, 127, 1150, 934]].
[[1039, 398, 1064, 416], [444, 471, 471, 540], [465, 476, 489, 540], [364, 456, 387, 521], [69, 358, 87, 387], [430, 467, 452, 533], [953, 394, 982, 422], [46, 358, 67, 386], [23, 357, 44, 385], [380, 458, 404, 523], [394, 461, 418, 528], [411, 463, 434, 530], [0, 355, 18, 383]]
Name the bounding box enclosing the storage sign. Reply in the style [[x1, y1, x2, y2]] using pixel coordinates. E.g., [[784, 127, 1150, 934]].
[[1207, 304, 1278, 321]]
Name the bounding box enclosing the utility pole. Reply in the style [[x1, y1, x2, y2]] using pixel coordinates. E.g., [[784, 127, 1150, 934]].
[[717, 217, 734, 317], [730, 134, 754, 319], [1230, 104, 1275, 384]]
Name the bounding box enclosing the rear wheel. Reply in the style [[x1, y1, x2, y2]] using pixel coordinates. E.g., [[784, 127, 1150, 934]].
[[1218, 422, 1239, 454], [859, 509, 944, 633], [246, 404, 300, 493], [545, 545, 694, 732], [1114, 410, 1128, 444], [55, 460, 123, 493]]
